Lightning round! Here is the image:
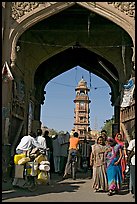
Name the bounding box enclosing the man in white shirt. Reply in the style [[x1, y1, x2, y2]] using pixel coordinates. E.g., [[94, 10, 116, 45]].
[[13, 131, 45, 187], [127, 133, 135, 199], [16, 131, 45, 154], [36, 129, 48, 157]]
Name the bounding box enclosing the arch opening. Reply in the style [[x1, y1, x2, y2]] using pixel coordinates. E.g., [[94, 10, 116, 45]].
[[40, 66, 114, 133]]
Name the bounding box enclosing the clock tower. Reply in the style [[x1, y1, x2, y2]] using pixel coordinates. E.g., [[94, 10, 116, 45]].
[[72, 77, 91, 140]]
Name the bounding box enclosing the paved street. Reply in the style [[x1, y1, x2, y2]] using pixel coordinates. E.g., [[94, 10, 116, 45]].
[[2, 171, 135, 202]]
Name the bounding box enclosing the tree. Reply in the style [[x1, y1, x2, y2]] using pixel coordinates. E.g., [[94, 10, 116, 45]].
[[48, 128, 65, 137], [102, 117, 114, 136]]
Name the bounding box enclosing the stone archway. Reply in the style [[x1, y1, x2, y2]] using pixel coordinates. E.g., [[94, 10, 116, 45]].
[[9, 2, 135, 68], [2, 2, 135, 156]]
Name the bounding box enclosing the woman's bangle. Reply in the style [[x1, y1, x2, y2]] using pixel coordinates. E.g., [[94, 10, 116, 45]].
[[125, 155, 128, 158]]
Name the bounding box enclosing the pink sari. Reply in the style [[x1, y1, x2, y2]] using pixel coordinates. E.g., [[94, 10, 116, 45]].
[[115, 133, 126, 181]]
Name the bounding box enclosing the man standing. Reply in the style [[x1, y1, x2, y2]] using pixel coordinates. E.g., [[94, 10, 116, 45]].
[[127, 132, 135, 199], [81, 136, 91, 171], [36, 129, 48, 158], [52, 135, 61, 173], [43, 130, 54, 172], [58, 132, 70, 175]]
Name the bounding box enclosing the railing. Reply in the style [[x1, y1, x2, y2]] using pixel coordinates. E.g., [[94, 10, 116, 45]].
[[120, 99, 135, 122], [120, 99, 135, 142]]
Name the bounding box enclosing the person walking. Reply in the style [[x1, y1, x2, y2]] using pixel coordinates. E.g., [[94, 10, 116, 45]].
[[52, 134, 61, 173], [63, 132, 80, 179], [105, 137, 123, 196], [90, 135, 108, 192], [127, 132, 135, 199], [114, 132, 127, 182]]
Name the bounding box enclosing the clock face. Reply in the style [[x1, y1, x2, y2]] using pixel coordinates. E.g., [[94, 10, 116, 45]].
[[80, 102, 84, 107]]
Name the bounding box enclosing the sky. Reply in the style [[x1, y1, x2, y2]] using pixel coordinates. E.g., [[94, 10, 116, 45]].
[[40, 66, 114, 133]]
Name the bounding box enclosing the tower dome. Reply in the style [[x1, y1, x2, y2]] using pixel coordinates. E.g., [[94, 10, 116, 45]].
[[78, 77, 87, 87]]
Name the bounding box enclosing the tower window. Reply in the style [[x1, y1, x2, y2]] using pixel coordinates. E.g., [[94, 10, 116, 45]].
[[80, 91, 85, 95], [80, 117, 84, 122]]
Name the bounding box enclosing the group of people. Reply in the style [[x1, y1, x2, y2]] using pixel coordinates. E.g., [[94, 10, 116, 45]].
[[51, 132, 70, 174], [90, 130, 135, 198], [16, 129, 51, 158], [13, 128, 135, 199], [15, 129, 70, 175], [12, 129, 48, 187]]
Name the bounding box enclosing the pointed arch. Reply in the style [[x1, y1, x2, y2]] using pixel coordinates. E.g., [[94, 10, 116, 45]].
[[9, 2, 135, 67]]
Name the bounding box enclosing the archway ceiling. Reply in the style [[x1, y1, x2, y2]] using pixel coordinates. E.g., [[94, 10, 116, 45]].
[[18, 4, 132, 105], [34, 46, 119, 104]]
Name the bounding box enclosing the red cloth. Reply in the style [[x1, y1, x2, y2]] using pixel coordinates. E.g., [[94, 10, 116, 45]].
[[115, 133, 124, 146], [121, 157, 126, 181]]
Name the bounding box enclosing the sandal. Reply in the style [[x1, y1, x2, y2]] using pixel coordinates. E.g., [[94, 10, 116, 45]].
[[108, 190, 113, 196], [63, 174, 68, 179], [94, 189, 99, 192]]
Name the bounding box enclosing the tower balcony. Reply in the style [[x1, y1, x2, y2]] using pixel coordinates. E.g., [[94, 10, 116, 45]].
[[74, 97, 91, 103], [74, 122, 90, 126]]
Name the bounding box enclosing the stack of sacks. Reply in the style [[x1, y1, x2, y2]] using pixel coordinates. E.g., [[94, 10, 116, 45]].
[[14, 154, 26, 165], [39, 160, 50, 172], [26, 161, 38, 176], [34, 154, 46, 164], [18, 157, 30, 165]]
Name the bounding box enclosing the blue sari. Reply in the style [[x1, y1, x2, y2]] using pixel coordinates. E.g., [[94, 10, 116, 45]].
[[105, 144, 122, 191]]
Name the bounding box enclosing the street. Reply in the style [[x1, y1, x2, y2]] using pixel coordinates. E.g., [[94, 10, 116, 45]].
[[2, 171, 135, 202]]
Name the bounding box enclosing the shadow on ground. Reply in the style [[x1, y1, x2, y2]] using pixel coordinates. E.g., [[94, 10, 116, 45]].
[[2, 170, 130, 201], [2, 172, 87, 201]]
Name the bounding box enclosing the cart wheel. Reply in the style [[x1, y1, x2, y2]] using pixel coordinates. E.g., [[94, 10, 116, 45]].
[[28, 177, 37, 192]]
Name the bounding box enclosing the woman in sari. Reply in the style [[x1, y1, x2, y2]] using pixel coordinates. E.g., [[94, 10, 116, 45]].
[[90, 135, 108, 192], [105, 137, 123, 196], [115, 133, 127, 182]]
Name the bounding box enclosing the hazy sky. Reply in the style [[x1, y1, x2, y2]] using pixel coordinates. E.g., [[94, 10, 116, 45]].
[[40, 66, 114, 133]]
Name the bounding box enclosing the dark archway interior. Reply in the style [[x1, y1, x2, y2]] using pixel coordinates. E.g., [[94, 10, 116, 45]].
[[18, 4, 132, 106], [34, 46, 119, 105]]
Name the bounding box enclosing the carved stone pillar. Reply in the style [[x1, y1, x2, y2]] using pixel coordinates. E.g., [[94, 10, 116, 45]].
[[31, 120, 41, 134], [34, 103, 41, 121], [11, 46, 16, 68], [114, 105, 120, 124], [2, 2, 12, 64]]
